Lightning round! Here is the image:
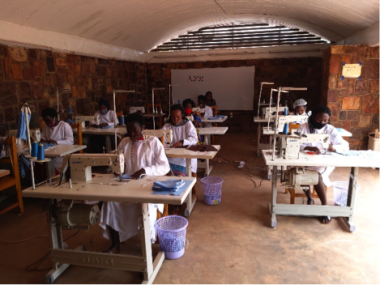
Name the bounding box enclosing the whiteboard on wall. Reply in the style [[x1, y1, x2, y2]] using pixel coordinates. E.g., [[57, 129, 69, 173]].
[[171, 67, 255, 110]]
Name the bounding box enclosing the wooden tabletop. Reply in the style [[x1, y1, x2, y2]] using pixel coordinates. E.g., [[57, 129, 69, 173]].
[[165, 145, 220, 159], [262, 149, 380, 168], [44, 145, 87, 157], [76, 126, 127, 135], [22, 175, 196, 205], [201, 116, 228, 123], [0, 169, 10, 178], [198, 127, 228, 135]]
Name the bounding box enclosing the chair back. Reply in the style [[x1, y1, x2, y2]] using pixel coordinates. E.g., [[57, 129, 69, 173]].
[[69, 122, 83, 153], [289, 123, 301, 134]]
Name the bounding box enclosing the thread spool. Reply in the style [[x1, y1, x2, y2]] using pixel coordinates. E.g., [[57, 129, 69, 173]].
[[37, 143, 45, 161], [120, 115, 125, 125], [31, 141, 38, 157], [283, 107, 289, 134], [68, 106, 72, 113]]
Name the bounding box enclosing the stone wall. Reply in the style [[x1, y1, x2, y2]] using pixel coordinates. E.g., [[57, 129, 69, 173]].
[[0, 44, 323, 134], [0, 44, 148, 135], [323, 45, 379, 150]]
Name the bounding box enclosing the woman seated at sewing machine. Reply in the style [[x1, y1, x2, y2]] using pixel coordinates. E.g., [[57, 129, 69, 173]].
[[40, 107, 73, 172], [297, 105, 349, 224], [87, 99, 119, 153], [205, 91, 217, 107], [198, 95, 213, 128], [99, 112, 170, 254], [90, 98, 119, 128]]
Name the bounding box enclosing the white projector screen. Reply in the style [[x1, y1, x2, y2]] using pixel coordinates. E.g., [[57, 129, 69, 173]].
[[171, 66, 255, 110]]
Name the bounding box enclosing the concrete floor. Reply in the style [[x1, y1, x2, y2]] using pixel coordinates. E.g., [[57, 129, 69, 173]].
[[0, 133, 379, 284]]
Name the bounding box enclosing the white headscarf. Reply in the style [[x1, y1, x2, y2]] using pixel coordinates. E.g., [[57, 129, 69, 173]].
[[293, 99, 307, 109]]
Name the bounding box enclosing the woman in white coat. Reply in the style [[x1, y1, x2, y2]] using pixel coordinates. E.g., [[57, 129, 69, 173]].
[[99, 112, 170, 254], [40, 108, 73, 172], [297, 105, 349, 224]]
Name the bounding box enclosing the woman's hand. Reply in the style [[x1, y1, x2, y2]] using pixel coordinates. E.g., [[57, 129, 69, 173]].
[[304, 146, 321, 154], [100, 123, 109, 127], [328, 142, 336, 152], [49, 139, 58, 145], [131, 169, 146, 179], [171, 141, 183, 148]]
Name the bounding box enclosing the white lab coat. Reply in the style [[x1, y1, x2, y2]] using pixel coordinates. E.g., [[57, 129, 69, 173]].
[[99, 136, 170, 243], [162, 120, 199, 173], [90, 110, 119, 126], [200, 105, 213, 128], [41, 121, 73, 171], [297, 123, 349, 186]]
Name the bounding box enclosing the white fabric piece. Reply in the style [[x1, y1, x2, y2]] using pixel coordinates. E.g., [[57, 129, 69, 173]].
[[297, 123, 349, 186], [90, 110, 119, 126], [163, 120, 198, 172], [41, 121, 73, 171], [99, 136, 170, 243], [199, 105, 213, 127]]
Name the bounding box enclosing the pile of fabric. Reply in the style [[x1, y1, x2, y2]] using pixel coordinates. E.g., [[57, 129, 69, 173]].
[[153, 179, 185, 192]]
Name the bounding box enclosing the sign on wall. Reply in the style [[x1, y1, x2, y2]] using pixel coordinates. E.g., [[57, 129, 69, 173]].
[[172, 67, 255, 110]]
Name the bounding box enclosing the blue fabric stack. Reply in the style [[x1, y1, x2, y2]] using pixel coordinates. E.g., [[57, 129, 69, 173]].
[[207, 115, 226, 120], [153, 179, 185, 192]]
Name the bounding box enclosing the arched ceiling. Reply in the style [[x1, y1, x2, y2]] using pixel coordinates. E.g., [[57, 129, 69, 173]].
[[0, 0, 378, 53]]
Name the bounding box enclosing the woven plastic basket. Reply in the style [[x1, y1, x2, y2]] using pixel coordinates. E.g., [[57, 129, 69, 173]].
[[155, 216, 188, 259], [200, 176, 223, 206]]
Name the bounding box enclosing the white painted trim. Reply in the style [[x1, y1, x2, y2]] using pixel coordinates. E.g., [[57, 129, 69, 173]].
[[338, 22, 379, 46], [143, 44, 330, 63], [0, 20, 143, 61]]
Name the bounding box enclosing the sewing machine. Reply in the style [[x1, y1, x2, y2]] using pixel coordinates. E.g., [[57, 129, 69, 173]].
[[143, 129, 173, 144], [262, 106, 287, 119], [60, 153, 125, 181], [129, 106, 145, 114], [277, 132, 330, 159], [277, 114, 308, 132], [8, 129, 41, 146], [75, 115, 97, 128]]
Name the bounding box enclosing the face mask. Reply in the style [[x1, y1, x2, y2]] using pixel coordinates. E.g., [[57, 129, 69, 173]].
[[311, 118, 327, 130], [184, 108, 192, 115], [47, 119, 56, 128], [101, 109, 107, 115]]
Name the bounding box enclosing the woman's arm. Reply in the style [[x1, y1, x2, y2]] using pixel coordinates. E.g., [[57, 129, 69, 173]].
[[56, 123, 74, 145]]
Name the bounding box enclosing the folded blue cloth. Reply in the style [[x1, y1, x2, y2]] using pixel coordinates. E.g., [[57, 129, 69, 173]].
[[102, 125, 112, 129], [207, 115, 226, 120], [43, 143, 56, 149], [152, 180, 193, 196], [67, 118, 75, 124], [16, 111, 31, 140], [153, 179, 184, 190], [121, 174, 132, 179]]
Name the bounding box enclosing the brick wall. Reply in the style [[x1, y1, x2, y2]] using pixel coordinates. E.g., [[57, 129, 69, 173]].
[[0, 43, 324, 135], [0, 44, 149, 135], [147, 58, 323, 132], [323, 45, 379, 150]]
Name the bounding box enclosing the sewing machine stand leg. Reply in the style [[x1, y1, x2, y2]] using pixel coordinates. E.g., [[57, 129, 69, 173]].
[[256, 123, 261, 157], [185, 158, 197, 217], [269, 167, 278, 228], [340, 167, 358, 233], [44, 200, 165, 284]]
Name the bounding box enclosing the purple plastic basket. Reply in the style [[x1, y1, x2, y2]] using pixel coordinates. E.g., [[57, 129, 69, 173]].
[[155, 216, 188, 260], [200, 176, 223, 206]]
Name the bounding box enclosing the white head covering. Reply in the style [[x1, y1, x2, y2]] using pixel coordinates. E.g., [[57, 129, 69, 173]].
[[293, 99, 307, 109]]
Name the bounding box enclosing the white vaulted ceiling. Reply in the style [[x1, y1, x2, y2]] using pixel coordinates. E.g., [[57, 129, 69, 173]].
[[0, 0, 378, 60]]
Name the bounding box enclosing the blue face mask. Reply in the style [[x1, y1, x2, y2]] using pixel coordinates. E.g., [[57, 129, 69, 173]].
[[101, 109, 108, 115]]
